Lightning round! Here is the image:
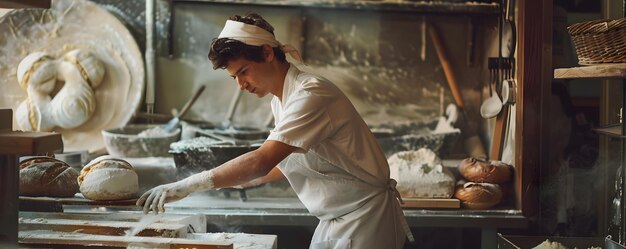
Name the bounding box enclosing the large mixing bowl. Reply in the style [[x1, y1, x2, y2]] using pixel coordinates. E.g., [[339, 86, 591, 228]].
[[169, 137, 260, 179], [102, 124, 181, 158], [211, 125, 270, 140]]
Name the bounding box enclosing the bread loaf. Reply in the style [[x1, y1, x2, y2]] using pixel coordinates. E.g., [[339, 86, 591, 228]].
[[454, 182, 503, 210], [458, 157, 513, 184], [79, 155, 138, 201], [19, 156, 80, 197]]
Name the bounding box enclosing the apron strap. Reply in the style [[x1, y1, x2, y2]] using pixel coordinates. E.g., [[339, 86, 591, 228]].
[[388, 179, 404, 204], [388, 179, 415, 242]]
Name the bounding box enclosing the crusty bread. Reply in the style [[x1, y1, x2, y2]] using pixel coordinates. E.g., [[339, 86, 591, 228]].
[[19, 156, 80, 197], [458, 157, 513, 184], [78, 155, 138, 201], [78, 156, 133, 185], [454, 182, 503, 210]]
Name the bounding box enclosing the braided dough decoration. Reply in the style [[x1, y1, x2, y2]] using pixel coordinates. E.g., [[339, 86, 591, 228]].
[[15, 49, 105, 131], [15, 52, 57, 131]]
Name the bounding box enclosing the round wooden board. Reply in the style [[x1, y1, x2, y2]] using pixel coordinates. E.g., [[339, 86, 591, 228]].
[[0, 0, 144, 153]]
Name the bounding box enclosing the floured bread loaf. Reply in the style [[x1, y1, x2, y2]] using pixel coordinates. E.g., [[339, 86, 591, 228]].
[[388, 148, 455, 198], [19, 156, 80, 197], [78, 155, 138, 200]]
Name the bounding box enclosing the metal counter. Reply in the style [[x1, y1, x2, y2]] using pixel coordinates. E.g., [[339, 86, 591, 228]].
[[66, 194, 527, 249]]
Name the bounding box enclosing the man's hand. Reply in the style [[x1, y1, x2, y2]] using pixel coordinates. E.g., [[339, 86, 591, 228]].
[[136, 181, 192, 214], [136, 169, 215, 214]]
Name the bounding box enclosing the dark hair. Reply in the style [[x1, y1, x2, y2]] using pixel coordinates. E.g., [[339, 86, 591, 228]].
[[208, 13, 287, 69]]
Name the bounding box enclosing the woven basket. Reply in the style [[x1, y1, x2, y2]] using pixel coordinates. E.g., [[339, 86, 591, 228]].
[[567, 17, 626, 65]]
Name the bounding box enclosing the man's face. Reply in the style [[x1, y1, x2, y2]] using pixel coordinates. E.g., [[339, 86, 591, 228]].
[[225, 57, 273, 98]]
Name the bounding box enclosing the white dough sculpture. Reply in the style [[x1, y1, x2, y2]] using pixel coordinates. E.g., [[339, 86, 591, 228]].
[[15, 52, 58, 131], [52, 49, 104, 129], [15, 49, 105, 131]]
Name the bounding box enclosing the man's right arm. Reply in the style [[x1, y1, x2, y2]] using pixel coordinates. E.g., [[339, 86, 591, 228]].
[[235, 167, 286, 189]]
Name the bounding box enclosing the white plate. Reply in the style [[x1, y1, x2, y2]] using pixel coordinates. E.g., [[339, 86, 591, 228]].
[[0, 0, 144, 153]]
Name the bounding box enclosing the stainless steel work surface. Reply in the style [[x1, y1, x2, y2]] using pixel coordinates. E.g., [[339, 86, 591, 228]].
[[66, 194, 528, 229]]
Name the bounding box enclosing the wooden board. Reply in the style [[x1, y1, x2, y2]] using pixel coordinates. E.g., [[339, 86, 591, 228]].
[[19, 212, 206, 234], [0, 131, 63, 155], [554, 63, 626, 79], [19, 218, 189, 238], [20, 195, 138, 206], [400, 198, 460, 209], [18, 212, 259, 248], [191, 233, 278, 249], [19, 230, 233, 249]]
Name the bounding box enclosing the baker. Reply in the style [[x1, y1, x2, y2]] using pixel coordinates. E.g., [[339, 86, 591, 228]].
[[136, 13, 413, 249]]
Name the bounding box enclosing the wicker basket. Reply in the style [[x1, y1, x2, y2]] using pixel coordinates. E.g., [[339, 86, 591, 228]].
[[567, 17, 626, 65]]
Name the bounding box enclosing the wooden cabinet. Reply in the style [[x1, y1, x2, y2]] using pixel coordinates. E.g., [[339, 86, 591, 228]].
[[554, 64, 626, 243]]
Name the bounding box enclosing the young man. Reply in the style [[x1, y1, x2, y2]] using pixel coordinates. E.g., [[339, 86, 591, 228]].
[[137, 13, 413, 249]]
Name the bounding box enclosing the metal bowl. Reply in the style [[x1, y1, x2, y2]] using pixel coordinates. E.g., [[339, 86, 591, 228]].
[[211, 125, 269, 140], [102, 124, 181, 158], [169, 137, 259, 179], [371, 119, 460, 157]]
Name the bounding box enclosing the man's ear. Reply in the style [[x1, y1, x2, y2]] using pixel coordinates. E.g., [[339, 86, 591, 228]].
[[262, 44, 274, 62]]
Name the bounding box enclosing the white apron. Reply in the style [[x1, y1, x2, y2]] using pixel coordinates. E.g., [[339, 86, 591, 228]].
[[278, 152, 412, 249], [269, 65, 414, 249]]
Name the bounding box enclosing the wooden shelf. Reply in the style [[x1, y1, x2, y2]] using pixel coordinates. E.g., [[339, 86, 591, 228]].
[[594, 124, 625, 138], [0, 0, 50, 9], [554, 63, 626, 80], [0, 131, 62, 155], [173, 0, 500, 14]]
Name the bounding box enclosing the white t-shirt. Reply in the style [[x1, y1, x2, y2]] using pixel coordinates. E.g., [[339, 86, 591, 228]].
[[267, 65, 410, 248], [268, 65, 390, 185]]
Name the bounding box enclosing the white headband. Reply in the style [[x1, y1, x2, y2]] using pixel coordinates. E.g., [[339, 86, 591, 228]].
[[218, 20, 304, 63]]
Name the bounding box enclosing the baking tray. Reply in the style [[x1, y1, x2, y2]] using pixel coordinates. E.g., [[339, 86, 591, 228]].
[[497, 233, 604, 249]]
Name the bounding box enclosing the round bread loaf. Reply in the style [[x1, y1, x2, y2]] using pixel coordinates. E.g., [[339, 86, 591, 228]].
[[458, 157, 513, 184], [454, 182, 503, 210], [19, 156, 80, 197], [78, 155, 138, 201]]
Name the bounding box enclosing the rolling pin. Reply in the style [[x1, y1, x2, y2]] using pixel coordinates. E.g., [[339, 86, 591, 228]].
[[428, 23, 487, 159]]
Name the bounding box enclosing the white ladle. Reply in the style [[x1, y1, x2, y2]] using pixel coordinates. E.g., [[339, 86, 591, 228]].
[[480, 79, 503, 119]]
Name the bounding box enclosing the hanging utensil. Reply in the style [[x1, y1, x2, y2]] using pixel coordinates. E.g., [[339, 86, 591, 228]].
[[428, 22, 487, 159], [501, 79, 517, 105], [162, 85, 206, 133], [490, 0, 515, 160], [481, 59, 503, 119]]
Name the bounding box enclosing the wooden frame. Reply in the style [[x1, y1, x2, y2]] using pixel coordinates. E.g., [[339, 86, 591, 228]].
[[516, 0, 552, 216]]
